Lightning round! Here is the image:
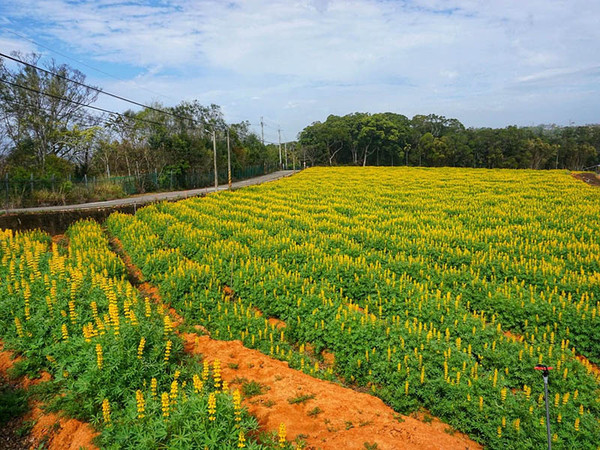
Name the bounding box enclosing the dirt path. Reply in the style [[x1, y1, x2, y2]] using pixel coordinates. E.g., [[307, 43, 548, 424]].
[[3, 170, 297, 214], [573, 172, 600, 187], [185, 334, 480, 450], [0, 343, 98, 450]]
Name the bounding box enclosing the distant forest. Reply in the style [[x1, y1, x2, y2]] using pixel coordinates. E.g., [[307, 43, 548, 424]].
[[298, 113, 600, 170]]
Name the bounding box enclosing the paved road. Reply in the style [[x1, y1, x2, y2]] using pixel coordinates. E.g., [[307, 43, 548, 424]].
[[3, 170, 298, 215]]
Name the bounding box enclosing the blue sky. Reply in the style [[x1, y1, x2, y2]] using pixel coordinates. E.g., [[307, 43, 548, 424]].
[[1, 0, 599, 141]]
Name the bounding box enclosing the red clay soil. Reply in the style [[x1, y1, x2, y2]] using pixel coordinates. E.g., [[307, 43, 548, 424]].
[[573, 172, 600, 186], [184, 334, 481, 450], [0, 343, 98, 450], [26, 404, 98, 450]]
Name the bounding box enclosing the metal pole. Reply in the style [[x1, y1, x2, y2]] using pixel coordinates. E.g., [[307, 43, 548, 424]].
[[227, 128, 232, 189], [535, 365, 553, 450], [285, 142, 288, 169], [260, 117, 264, 146], [278, 129, 282, 169], [212, 130, 218, 189], [543, 373, 551, 450]]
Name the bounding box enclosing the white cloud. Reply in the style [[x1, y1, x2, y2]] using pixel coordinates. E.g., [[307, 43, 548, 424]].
[[1, 0, 599, 136]]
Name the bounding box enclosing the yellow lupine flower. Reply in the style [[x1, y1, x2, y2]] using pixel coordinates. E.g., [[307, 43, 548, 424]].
[[136, 390, 145, 418], [96, 344, 103, 370], [278, 423, 286, 448], [164, 340, 172, 363], [161, 392, 170, 417], [102, 398, 111, 424], [137, 337, 146, 359], [208, 392, 216, 421]]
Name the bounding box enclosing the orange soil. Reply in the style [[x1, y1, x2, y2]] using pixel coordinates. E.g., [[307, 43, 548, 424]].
[[185, 334, 481, 450], [0, 343, 98, 450], [26, 404, 98, 450]]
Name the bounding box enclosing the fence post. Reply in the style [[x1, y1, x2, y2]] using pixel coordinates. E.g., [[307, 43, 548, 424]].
[[84, 174, 88, 187], [30, 173, 34, 194], [4, 173, 8, 209]]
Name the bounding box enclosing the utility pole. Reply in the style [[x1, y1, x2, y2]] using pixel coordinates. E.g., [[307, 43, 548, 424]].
[[260, 117, 264, 146], [303, 146, 306, 169], [284, 142, 288, 170], [212, 130, 218, 189], [227, 128, 232, 189], [278, 128, 282, 169]]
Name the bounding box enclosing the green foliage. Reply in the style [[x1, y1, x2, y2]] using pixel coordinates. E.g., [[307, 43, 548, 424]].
[[0, 379, 28, 424]]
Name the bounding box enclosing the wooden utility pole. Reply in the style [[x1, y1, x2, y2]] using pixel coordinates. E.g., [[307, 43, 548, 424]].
[[212, 130, 218, 189], [227, 128, 232, 189], [284, 142, 288, 169], [260, 117, 264, 146], [278, 128, 282, 169]]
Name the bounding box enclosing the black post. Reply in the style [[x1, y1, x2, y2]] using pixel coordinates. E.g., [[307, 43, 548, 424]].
[[535, 365, 553, 450], [4, 173, 8, 209]]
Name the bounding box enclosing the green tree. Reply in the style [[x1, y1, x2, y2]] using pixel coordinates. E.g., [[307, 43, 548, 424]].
[[0, 52, 99, 175]]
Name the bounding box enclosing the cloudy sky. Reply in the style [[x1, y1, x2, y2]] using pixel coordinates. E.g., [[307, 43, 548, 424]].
[[1, 0, 599, 141]]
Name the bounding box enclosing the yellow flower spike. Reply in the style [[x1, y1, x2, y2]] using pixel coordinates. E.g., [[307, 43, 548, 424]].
[[14, 317, 24, 338], [136, 390, 145, 418], [151, 378, 158, 398], [102, 398, 111, 424], [193, 374, 203, 393], [96, 343, 103, 370], [479, 396, 483, 411], [170, 380, 178, 402], [164, 315, 173, 337], [514, 418, 520, 432], [278, 423, 286, 448], [164, 340, 172, 363], [197, 359, 209, 383], [137, 337, 146, 359], [144, 297, 152, 317], [238, 430, 246, 448], [233, 389, 242, 423], [161, 392, 170, 417], [574, 417, 580, 431], [208, 392, 217, 421], [61, 323, 69, 340]]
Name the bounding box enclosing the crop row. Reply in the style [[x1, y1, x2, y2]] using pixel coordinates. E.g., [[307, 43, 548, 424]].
[[0, 221, 273, 449], [106, 167, 600, 449]]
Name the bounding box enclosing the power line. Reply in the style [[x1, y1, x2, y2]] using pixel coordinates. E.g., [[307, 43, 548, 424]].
[[0, 77, 170, 128], [4, 28, 178, 103], [0, 51, 198, 126]]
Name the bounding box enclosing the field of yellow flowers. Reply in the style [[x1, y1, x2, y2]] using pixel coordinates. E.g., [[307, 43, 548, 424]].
[[105, 167, 600, 449], [0, 220, 275, 448]]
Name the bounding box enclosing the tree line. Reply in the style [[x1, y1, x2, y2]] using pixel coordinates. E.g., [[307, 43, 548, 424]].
[[0, 53, 278, 185], [298, 112, 600, 170]]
